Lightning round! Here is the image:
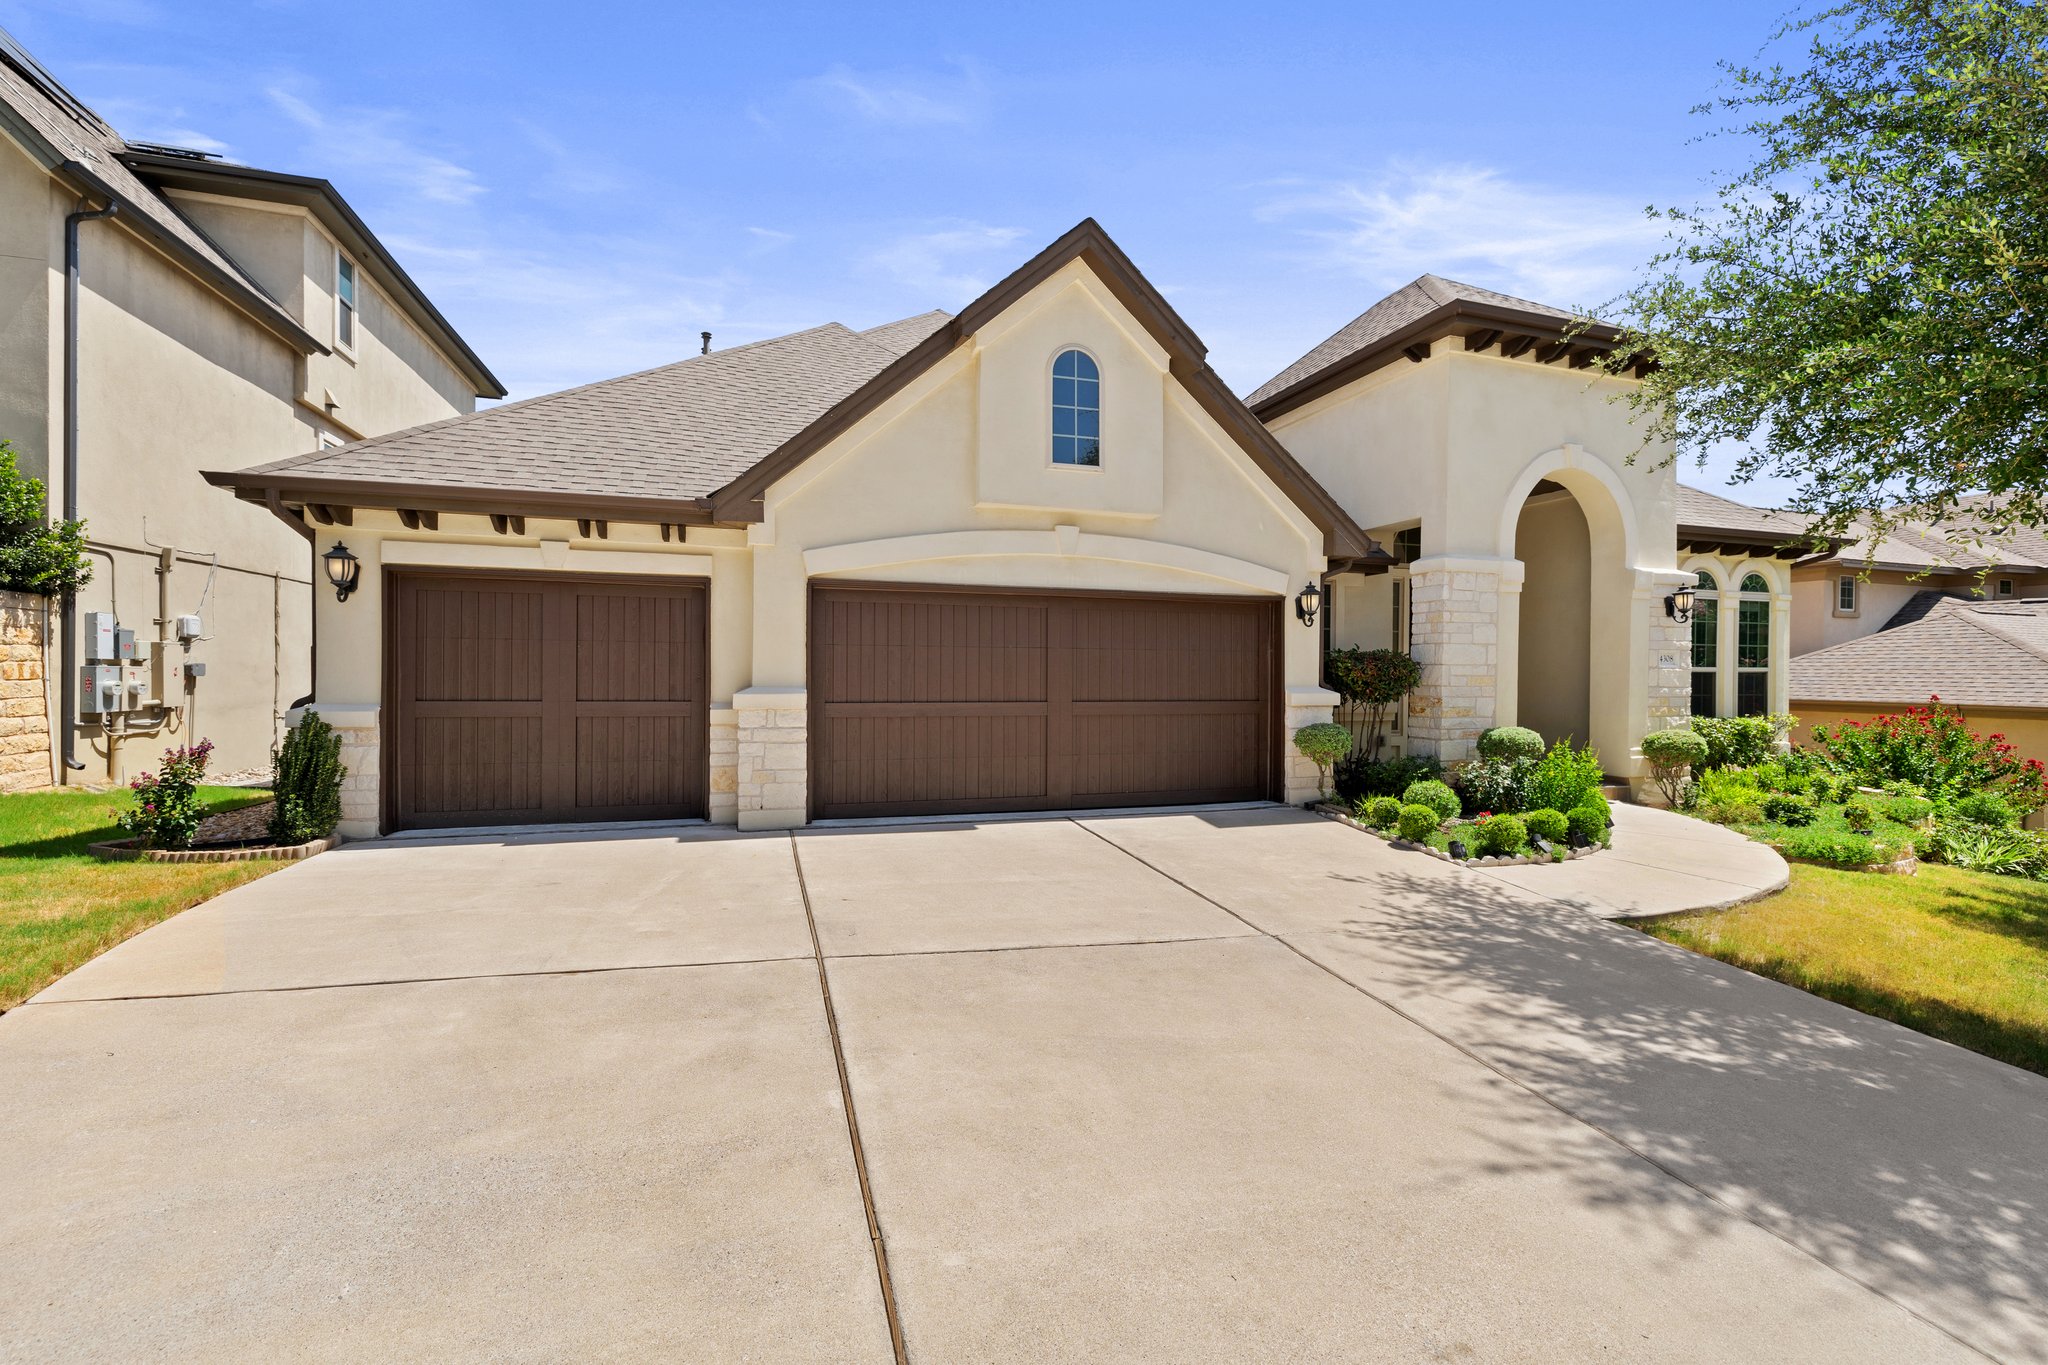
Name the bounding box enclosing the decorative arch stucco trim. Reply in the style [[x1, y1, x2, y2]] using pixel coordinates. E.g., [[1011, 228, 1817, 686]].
[[1496, 444, 1643, 568], [802, 529, 1289, 595]]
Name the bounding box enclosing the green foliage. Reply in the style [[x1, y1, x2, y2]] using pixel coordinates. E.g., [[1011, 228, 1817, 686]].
[[1762, 792, 1818, 826], [1811, 697, 2048, 809], [1476, 726, 1544, 762], [1337, 753, 1443, 803], [1401, 779, 1461, 822], [1950, 791, 2018, 828], [1604, 0, 2048, 546], [1474, 814, 1528, 857], [1566, 806, 1609, 847], [1842, 798, 1879, 830], [1524, 739, 1604, 815], [1927, 822, 2048, 879], [1324, 648, 1421, 763], [1356, 795, 1403, 829], [268, 712, 346, 844], [1292, 722, 1352, 800], [1395, 804, 1442, 842], [114, 739, 214, 850], [1455, 757, 1529, 816], [1883, 794, 1937, 825], [1690, 714, 1795, 771], [0, 440, 90, 596], [1522, 808, 1569, 845], [1783, 828, 1883, 867], [1640, 727, 1709, 805], [1687, 766, 1766, 824]]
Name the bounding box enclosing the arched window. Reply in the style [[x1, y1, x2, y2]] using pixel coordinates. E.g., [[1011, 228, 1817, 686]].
[[1736, 572, 1772, 716], [1689, 570, 1720, 718], [1051, 349, 1100, 466]]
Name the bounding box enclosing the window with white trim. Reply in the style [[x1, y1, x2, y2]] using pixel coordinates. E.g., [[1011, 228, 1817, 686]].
[[1736, 571, 1771, 716], [1998, 577, 2016, 598], [1690, 570, 1719, 718], [336, 252, 358, 351], [1837, 575, 1857, 613], [1050, 349, 1100, 466]]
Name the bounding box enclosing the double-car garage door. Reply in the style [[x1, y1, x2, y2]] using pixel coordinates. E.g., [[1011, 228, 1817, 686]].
[[385, 574, 1277, 830]]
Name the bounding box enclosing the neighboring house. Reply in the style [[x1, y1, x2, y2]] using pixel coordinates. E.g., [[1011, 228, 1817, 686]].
[[0, 28, 500, 787], [211, 224, 1689, 837]]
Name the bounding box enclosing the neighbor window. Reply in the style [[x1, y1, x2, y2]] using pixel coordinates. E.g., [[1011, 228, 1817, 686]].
[[1998, 578, 2016, 597], [1051, 349, 1100, 466], [1736, 571, 1771, 716], [336, 252, 358, 351], [1690, 570, 1719, 718], [1392, 526, 1422, 564], [1837, 575, 1857, 613]]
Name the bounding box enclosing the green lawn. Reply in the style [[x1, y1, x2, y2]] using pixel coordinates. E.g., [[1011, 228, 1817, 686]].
[[1644, 862, 2048, 1076], [0, 786, 280, 1011]]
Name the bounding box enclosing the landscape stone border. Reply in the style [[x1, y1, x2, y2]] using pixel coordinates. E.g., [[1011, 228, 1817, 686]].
[[1785, 853, 1919, 876], [88, 834, 340, 864], [1314, 803, 1606, 867]]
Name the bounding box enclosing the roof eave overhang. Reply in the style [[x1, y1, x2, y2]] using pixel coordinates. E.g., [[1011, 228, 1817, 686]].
[[1676, 525, 1848, 563], [1251, 301, 1632, 422], [204, 468, 725, 529], [124, 151, 506, 399]]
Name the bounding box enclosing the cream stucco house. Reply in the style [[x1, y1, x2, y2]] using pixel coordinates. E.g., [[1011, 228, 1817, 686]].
[[211, 220, 1686, 838], [0, 28, 499, 787]]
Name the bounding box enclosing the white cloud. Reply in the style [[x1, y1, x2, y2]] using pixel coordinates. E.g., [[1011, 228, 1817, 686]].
[[861, 221, 1027, 301], [745, 226, 795, 253], [1256, 163, 1666, 311], [804, 61, 986, 128], [267, 86, 483, 206]]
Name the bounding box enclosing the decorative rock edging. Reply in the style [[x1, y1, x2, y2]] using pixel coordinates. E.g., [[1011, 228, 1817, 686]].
[[1785, 853, 1919, 876], [1313, 803, 1606, 867], [88, 834, 341, 864]]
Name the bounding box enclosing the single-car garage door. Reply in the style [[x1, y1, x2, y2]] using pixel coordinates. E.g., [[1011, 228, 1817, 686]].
[[810, 585, 1278, 819], [386, 572, 707, 830]]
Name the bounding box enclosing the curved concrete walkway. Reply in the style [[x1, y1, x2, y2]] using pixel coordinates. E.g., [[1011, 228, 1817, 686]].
[[1472, 802, 1791, 920]]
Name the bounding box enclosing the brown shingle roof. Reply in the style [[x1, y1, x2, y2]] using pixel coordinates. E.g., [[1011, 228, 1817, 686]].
[[1791, 597, 2048, 710], [1247, 275, 1583, 408], [1675, 483, 1813, 542], [859, 309, 951, 357]]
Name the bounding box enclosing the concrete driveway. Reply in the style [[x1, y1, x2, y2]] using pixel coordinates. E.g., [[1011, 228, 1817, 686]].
[[4, 808, 2043, 1362]]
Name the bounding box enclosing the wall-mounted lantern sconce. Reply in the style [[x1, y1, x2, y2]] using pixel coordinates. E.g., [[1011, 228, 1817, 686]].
[[1294, 580, 1323, 629], [323, 541, 361, 603], [1664, 583, 1695, 624]]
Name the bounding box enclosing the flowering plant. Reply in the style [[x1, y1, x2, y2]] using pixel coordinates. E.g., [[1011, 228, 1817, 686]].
[[1810, 698, 2047, 813], [115, 739, 214, 849]]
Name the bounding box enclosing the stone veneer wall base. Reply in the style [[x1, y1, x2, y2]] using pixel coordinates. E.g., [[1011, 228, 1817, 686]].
[[0, 590, 53, 793], [735, 686, 807, 830]]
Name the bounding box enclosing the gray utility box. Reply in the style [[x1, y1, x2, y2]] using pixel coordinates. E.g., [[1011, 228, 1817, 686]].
[[83, 611, 117, 663], [79, 665, 124, 714], [115, 628, 138, 661]]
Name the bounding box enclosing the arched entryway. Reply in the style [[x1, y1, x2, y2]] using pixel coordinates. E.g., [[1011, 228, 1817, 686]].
[[1514, 481, 1591, 746]]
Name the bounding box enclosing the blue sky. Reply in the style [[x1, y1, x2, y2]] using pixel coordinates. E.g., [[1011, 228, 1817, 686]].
[[3, 0, 1806, 500]]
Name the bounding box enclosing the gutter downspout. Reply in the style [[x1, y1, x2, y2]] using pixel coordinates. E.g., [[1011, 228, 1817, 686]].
[[264, 489, 316, 711], [60, 198, 118, 778]]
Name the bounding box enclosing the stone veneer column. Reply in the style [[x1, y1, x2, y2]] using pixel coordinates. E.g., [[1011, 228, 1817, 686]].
[[734, 686, 807, 830], [1282, 684, 1341, 804], [0, 590, 52, 793], [1403, 556, 1515, 762], [1644, 570, 1695, 733], [297, 703, 380, 840], [707, 702, 739, 825]]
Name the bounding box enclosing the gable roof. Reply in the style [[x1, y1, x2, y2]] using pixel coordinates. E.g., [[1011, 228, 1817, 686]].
[[1790, 596, 2048, 710], [211, 219, 1384, 560], [1246, 274, 1624, 418]]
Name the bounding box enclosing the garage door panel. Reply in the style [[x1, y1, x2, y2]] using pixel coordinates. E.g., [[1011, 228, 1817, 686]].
[[1067, 710, 1266, 800], [409, 715, 545, 817], [412, 587, 547, 703], [1067, 601, 1265, 703], [815, 595, 1047, 704], [576, 590, 701, 703], [815, 713, 1050, 815], [574, 715, 699, 811]]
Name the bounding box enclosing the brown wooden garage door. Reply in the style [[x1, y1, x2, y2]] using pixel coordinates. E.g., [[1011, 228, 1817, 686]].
[[385, 572, 707, 830], [810, 585, 1278, 819]]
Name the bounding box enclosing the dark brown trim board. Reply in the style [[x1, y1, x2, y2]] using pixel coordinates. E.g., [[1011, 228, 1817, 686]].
[[807, 581, 1281, 821]]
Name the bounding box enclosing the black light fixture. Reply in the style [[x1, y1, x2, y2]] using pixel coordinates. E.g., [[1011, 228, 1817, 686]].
[[322, 541, 360, 603], [1295, 580, 1324, 628], [1447, 838, 1469, 861], [1532, 837, 1553, 857], [1664, 583, 1696, 623]]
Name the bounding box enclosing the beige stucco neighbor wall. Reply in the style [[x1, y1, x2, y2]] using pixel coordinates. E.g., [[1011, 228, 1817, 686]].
[[0, 591, 52, 793], [1271, 336, 1684, 785]]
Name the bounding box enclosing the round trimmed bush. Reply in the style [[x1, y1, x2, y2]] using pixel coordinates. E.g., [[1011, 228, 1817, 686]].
[[1401, 779, 1461, 823], [1950, 791, 2017, 828], [1476, 725, 1544, 762], [1640, 727, 1709, 770], [1575, 788, 1612, 825], [1395, 803, 1441, 842], [1292, 722, 1352, 799], [1359, 795, 1403, 829], [1760, 792, 1817, 826], [1566, 805, 1608, 847], [1522, 808, 1568, 845], [1473, 814, 1528, 857]]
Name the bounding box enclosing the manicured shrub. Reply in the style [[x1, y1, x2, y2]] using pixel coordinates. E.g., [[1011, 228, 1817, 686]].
[[1782, 828, 1882, 867], [1476, 725, 1544, 762], [1292, 722, 1352, 801], [1395, 803, 1442, 842], [1324, 647, 1422, 765], [115, 739, 215, 850], [1576, 788, 1613, 825], [1950, 791, 2018, 828], [1810, 697, 2047, 812], [270, 711, 347, 845], [1473, 813, 1528, 857], [1401, 779, 1461, 823], [1639, 727, 1708, 806], [1566, 806, 1608, 847], [1524, 739, 1604, 815], [1358, 795, 1403, 829], [1842, 797, 1878, 831], [1760, 792, 1817, 826], [1882, 794, 1936, 825], [1691, 713, 1794, 770], [1455, 757, 1529, 816], [1339, 753, 1444, 802], [1522, 808, 1568, 845]]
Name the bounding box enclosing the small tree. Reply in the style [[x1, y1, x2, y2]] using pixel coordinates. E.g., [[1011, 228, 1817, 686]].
[[116, 739, 214, 850], [1293, 722, 1352, 803], [270, 712, 347, 844], [1324, 647, 1422, 763], [1640, 727, 1710, 807], [0, 439, 90, 595]]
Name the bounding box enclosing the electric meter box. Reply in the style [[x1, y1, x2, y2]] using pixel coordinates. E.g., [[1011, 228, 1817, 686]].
[[115, 628, 137, 661], [175, 614, 203, 641], [83, 612, 116, 663], [79, 665, 123, 714]]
